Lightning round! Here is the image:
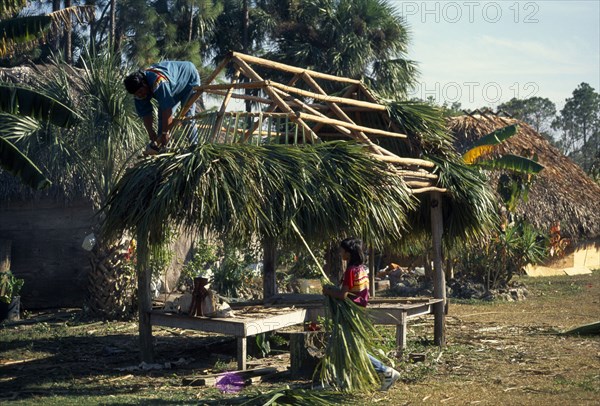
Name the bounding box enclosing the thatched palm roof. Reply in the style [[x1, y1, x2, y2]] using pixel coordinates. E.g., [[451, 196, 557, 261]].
[[448, 114, 600, 240]]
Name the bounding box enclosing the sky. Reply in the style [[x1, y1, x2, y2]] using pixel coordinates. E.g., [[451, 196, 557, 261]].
[[389, 0, 600, 110]]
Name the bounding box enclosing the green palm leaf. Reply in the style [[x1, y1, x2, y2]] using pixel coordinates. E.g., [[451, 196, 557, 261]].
[[474, 154, 544, 174], [0, 135, 51, 190], [463, 124, 517, 163], [0, 84, 78, 128]]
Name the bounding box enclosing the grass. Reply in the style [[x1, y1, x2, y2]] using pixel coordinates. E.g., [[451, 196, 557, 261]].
[[1, 271, 598, 405]]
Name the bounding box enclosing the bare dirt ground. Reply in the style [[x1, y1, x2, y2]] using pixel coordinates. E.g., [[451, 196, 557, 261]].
[[1, 271, 598, 405]]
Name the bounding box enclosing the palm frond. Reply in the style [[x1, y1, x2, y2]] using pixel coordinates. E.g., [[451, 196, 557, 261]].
[[0, 135, 51, 190], [0, 0, 27, 19], [0, 83, 79, 127], [101, 142, 417, 251], [0, 5, 95, 57]]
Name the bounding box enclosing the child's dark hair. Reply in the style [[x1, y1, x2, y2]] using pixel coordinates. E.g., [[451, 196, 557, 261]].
[[340, 237, 365, 266], [123, 70, 147, 94]]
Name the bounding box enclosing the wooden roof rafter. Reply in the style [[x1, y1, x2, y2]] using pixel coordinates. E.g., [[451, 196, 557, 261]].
[[174, 52, 446, 194]]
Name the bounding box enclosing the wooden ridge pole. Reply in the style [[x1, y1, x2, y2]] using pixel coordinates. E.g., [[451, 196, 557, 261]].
[[232, 51, 362, 85]]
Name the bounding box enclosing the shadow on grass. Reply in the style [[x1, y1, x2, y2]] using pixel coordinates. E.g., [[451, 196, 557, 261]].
[[0, 313, 243, 403]]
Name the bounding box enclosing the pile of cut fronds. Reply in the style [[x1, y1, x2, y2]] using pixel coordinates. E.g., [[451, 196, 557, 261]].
[[315, 294, 382, 392]]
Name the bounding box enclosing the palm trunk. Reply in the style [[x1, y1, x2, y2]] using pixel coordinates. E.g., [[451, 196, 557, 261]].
[[110, 0, 116, 52], [65, 0, 72, 63]]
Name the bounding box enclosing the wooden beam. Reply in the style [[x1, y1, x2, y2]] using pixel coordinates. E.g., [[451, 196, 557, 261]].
[[411, 186, 448, 194], [395, 170, 439, 180], [368, 246, 375, 299], [232, 56, 319, 143], [267, 81, 387, 111], [300, 72, 393, 152], [405, 180, 435, 188], [205, 89, 273, 105], [240, 73, 302, 142], [197, 80, 268, 92], [430, 191, 446, 347], [372, 155, 437, 168], [232, 51, 362, 85], [210, 69, 241, 140], [297, 112, 406, 139]]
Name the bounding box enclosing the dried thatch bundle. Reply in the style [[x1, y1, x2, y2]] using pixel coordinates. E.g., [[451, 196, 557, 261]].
[[448, 114, 600, 240]]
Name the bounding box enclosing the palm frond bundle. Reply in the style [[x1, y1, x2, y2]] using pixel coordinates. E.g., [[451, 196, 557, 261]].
[[316, 295, 381, 392]]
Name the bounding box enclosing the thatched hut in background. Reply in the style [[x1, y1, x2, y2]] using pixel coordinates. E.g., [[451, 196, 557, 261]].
[[448, 113, 600, 275]]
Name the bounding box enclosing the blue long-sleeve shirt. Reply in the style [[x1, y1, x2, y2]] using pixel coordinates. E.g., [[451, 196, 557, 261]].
[[134, 61, 200, 121]]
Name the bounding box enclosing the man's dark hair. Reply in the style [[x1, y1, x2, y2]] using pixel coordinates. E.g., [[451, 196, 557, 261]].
[[123, 70, 147, 94]]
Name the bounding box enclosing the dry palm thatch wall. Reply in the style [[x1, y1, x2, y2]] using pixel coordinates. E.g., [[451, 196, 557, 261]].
[[448, 114, 600, 241]]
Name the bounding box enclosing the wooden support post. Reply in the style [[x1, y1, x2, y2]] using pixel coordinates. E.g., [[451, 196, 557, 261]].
[[237, 337, 247, 370], [395, 311, 407, 353], [263, 238, 277, 299], [137, 237, 154, 363], [368, 246, 375, 298], [430, 192, 446, 347]]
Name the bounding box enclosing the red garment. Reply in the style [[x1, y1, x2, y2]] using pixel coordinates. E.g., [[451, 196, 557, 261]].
[[342, 264, 370, 307]]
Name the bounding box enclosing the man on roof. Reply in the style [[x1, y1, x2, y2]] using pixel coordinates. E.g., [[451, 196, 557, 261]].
[[124, 61, 201, 155]]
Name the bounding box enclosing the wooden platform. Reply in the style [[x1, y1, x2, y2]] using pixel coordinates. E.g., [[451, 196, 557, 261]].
[[151, 306, 307, 370], [150, 296, 443, 370]]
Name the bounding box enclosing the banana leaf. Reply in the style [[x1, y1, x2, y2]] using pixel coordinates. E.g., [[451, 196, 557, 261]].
[[0, 135, 51, 190], [463, 124, 517, 164], [0, 84, 78, 128], [475, 154, 544, 174]]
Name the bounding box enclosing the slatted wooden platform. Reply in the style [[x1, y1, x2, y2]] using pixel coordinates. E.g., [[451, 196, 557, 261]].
[[151, 296, 443, 370], [150, 306, 307, 370]]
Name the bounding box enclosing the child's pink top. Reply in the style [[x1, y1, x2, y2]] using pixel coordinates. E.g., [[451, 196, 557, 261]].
[[342, 264, 370, 307]]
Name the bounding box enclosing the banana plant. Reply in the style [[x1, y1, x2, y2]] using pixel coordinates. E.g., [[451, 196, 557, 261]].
[[462, 124, 544, 173], [0, 82, 79, 189], [462, 124, 544, 212]]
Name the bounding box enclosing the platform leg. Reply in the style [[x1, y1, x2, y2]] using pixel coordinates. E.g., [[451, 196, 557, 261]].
[[237, 337, 247, 371], [395, 312, 407, 354]]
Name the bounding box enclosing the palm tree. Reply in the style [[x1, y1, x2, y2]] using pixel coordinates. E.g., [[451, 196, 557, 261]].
[[0, 51, 147, 318], [267, 0, 418, 97]]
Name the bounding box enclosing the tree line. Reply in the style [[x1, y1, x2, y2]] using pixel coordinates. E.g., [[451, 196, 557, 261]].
[[0, 0, 418, 99], [497, 84, 600, 180], [2, 0, 598, 181]]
